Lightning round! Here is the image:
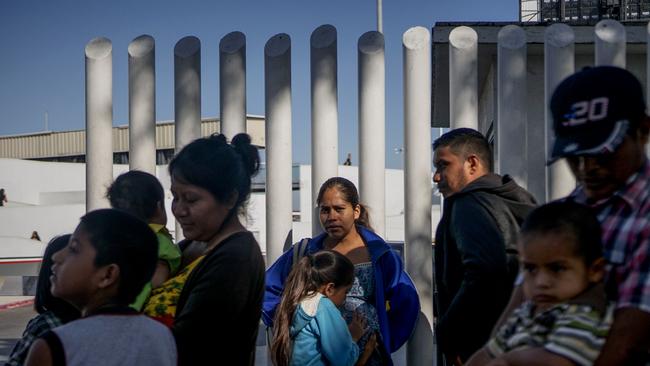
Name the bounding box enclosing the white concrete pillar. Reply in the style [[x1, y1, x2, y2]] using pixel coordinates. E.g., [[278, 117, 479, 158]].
[[497, 25, 528, 189], [174, 36, 201, 152], [85, 37, 113, 212], [310, 24, 338, 235], [377, 0, 383, 33], [403, 26, 434, 366], [545, 24, 576, 201], [595, 19, 626, 68], [128, 35, 156, 174], [174, 36, 201, 241], [358, 31, 386, 237], [449, 26, 478, 130], [264, 33, 292, 266], [220, 31, 247, 140]]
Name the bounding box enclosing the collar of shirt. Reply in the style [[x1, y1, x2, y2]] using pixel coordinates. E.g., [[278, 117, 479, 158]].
[[149, 223, 165, 234], [572, 158, 650, 210]]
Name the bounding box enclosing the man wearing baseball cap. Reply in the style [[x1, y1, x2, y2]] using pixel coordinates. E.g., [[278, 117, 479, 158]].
[[550, 66, 650, 365]]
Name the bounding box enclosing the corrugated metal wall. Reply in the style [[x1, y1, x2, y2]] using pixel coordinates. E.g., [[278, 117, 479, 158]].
[[0, 117, 265, 159]]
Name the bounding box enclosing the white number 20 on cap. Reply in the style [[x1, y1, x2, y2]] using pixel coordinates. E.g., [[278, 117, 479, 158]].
[[563, 97, 609, 127]]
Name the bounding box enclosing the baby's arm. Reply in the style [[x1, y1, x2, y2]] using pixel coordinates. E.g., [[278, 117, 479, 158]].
[[151, 260, 171, 288]]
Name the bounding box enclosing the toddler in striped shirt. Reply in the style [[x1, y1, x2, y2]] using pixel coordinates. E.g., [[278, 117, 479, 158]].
[[467, 201, 614, 366]]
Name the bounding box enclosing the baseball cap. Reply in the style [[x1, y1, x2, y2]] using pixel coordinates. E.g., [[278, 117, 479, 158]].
[[549, 66, 646, 163]]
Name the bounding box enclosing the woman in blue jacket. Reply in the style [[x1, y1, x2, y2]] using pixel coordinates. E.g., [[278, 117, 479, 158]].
[[264, 177, 420, 365]]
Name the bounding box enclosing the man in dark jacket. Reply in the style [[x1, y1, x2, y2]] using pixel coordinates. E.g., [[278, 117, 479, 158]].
[[433, 128, 537, 364]]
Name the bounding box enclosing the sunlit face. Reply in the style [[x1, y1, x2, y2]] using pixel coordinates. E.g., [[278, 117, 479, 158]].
[[50, 225, 103, 309], [433, 146, 470, 198], [171, 176, 233, 242], [321, 282, 352, 307], [520, 232, 603, 311], [318, 188, 360, 241], [566, 133, 647, 202]]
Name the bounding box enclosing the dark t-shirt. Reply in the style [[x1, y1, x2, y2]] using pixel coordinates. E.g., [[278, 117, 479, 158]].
[[173, 231, 265, 366]]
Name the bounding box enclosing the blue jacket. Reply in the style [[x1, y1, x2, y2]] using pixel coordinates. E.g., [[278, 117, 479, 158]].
[[290, 294, 359, 366], [263, 226, 420, 355]]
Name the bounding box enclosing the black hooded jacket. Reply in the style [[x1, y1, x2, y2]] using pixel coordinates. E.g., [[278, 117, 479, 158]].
[[434, 174, 537, 361]]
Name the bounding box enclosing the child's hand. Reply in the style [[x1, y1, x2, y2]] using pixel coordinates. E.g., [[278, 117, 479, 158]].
[[348, 312, 366, 342], [355, 332, 377, 366]]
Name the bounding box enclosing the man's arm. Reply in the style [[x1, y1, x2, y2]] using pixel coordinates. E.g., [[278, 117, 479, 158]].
[[436, 198, 511, 360], [466, 347, 495, 366], [491, 284, 524, 336], [594, 308, 650, 366], [493, 347, 576, 366]]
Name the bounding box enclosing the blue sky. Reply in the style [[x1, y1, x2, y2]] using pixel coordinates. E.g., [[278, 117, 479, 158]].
[[0, 0, 517, 168]]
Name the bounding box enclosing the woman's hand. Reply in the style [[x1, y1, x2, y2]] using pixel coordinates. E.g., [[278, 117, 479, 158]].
[[348, 312, 367, 342], [355, 332, 377, 366]]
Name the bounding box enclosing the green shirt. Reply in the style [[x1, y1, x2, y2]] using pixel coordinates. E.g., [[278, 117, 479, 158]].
[[131, 224, 182, 311]]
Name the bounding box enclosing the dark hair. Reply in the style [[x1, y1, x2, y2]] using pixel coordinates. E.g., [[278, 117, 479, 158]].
[[316, 177, 372, 230], [35, 234, 80, 322], [169, 133, 259, 214], [79, 209, 158, 304], [106, 170, 164, 221], [271, 250, 354, 366], [520, 201, 603, 264], [433, 128, 493, 171]]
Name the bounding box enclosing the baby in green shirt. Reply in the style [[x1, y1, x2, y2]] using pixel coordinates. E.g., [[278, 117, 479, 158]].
[[107, 170, 182, 310]]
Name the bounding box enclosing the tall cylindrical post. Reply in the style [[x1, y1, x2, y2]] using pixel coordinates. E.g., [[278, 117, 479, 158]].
[[85, 37, 113, 212], [358, 31, 386, 237], [174, 36, 201, 240], [497, 25, 528, 188], [377, 0, 383, 33], [449, 26, 478, 130], [128, 35, 156, 174], [595, 19, 626, 68], [310, 24, 338, 235], [174, 36, 201, 152], [264, 33, 293, 266], [220, 31, 247, 140], [403, 26, 434, 366], [545, 24, 576, 201]]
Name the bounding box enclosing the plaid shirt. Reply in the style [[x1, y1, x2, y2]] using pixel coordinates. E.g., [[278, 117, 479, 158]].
[[7, 311, 63, 366], [570, 158, 650, 313]]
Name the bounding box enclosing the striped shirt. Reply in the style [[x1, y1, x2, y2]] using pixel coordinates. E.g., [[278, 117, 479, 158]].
[[7, 311, 63, 366], [569, 159, 650, 312], [487, 285, 614, 366]]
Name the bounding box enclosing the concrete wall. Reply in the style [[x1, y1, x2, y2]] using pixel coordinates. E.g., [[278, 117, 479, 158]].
[[0, 159, 435, 257]]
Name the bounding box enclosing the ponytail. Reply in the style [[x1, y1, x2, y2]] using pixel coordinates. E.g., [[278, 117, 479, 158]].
[[356, 203, 372, 231], [271, 251, 354, 366]]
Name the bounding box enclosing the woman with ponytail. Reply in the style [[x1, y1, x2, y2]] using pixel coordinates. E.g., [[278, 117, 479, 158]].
[[142, 134, 265, 365], [272, 250, 364, 366], [264, 177, 420, 365]]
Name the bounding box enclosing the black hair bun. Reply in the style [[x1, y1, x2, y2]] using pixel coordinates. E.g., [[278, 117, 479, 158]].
[[209, 133, 228, 144], [231, 133, 260, 177]]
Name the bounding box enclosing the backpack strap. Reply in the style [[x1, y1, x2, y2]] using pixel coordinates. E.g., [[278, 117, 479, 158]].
[[292, 238, 310, 268]]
